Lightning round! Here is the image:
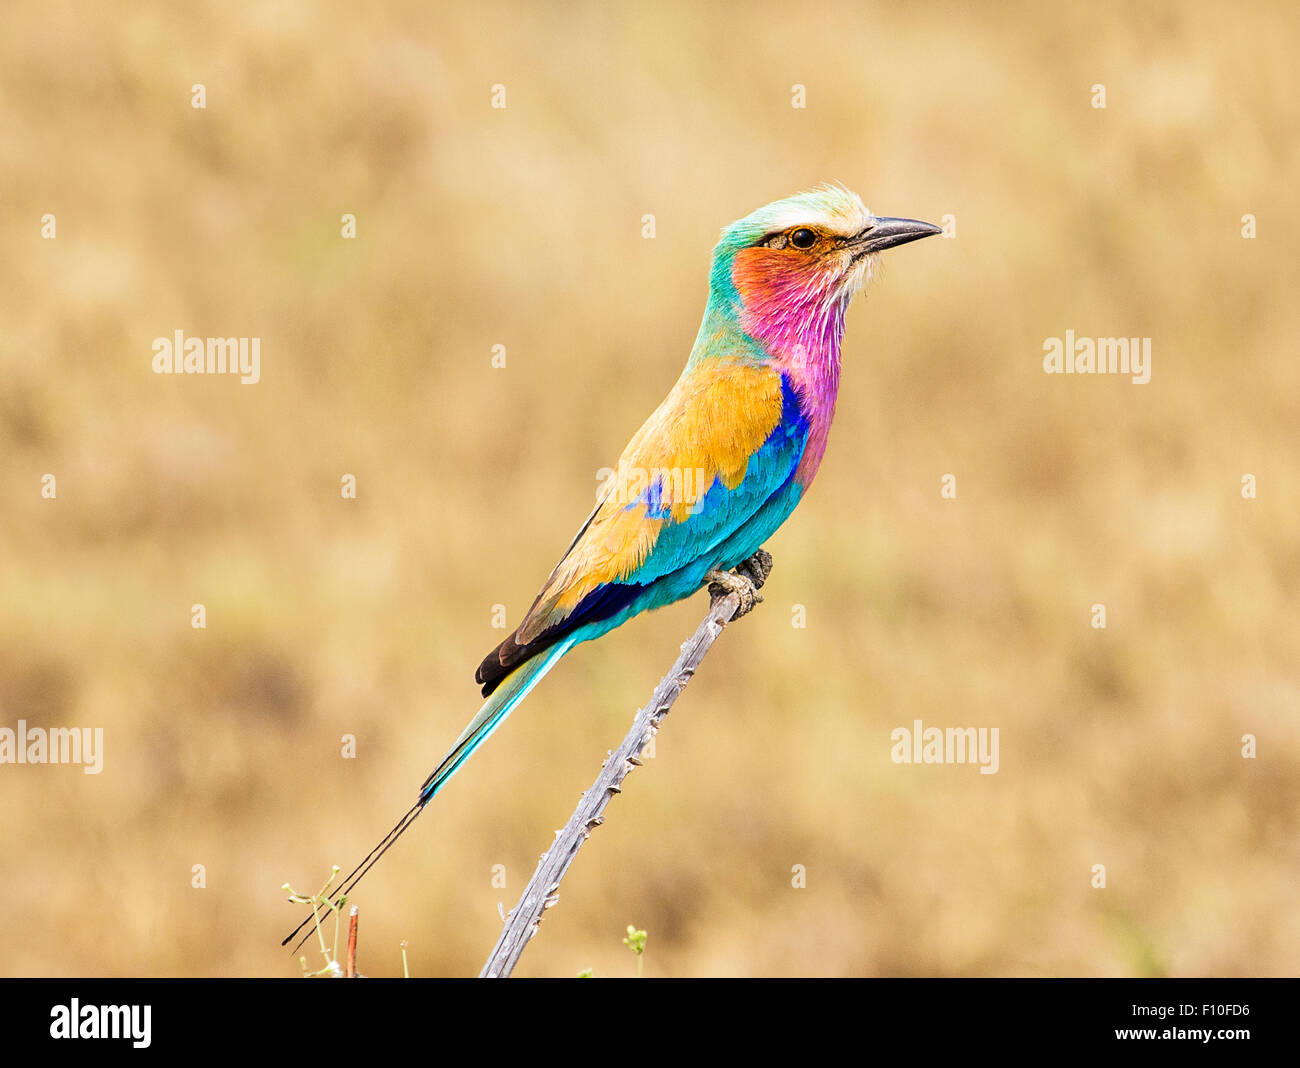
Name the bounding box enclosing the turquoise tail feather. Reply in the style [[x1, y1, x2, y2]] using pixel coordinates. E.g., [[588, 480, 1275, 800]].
[[419, 635, 578, 804], [282, 634, 579, 950]]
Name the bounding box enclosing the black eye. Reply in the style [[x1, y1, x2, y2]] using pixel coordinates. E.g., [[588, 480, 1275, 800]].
[[789, 228, 817, 250]]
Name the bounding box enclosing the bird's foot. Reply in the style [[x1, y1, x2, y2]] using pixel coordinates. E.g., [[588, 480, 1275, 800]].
[[706, 549, 774, 619], [735, 548, 774, 592]]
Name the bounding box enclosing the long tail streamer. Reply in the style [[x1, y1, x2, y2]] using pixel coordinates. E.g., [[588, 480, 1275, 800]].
[[282, 637, 578, 952]]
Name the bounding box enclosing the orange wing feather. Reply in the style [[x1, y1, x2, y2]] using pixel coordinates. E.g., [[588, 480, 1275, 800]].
[[476, 360, 784, 691]]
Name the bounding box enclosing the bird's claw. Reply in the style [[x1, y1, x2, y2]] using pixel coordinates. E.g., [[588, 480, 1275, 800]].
[[706, 549, 774, 619], [734, 548, 773, 591]]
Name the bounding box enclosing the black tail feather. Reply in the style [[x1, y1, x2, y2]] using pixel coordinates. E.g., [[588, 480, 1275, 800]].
[[282, 797, 426, 954]]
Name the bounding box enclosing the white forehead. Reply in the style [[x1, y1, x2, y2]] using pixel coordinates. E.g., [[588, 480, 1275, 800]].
[[742, 184, 873, 239]]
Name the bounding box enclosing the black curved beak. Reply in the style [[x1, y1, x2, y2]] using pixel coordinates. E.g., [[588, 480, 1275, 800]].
[[850, 216, 943, 257]]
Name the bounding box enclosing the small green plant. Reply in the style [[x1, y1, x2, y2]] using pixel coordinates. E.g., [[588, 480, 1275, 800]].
[[284, 868, 413, 977], [576, 925, 650, 977], [622, 925, 648, 978], [282, 867, 347, 977]]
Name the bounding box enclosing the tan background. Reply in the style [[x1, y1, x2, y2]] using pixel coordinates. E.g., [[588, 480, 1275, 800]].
[[1, 0, 1296, 977]]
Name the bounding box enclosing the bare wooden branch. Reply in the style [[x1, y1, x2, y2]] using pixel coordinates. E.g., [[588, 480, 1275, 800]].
[[480, 562, 768, 979]]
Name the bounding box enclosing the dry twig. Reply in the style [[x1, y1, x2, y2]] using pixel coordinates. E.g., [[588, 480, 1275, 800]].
[[480, 551, 771, 978]]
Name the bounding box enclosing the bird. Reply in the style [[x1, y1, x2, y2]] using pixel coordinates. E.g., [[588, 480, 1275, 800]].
[[284, 184, 940, 948]]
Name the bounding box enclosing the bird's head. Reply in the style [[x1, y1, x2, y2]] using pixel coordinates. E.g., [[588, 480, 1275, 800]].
[[711, 184, 940, 358]]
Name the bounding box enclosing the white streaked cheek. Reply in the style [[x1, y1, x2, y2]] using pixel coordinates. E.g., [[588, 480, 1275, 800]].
[[837, 257, 873, 300]]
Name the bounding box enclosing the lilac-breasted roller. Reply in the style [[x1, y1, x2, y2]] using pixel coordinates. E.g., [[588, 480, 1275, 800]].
[[285, 185, 939, 946]]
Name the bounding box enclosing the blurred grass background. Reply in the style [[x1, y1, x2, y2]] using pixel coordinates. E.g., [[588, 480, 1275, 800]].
[[1, 0, 1297, 977]]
